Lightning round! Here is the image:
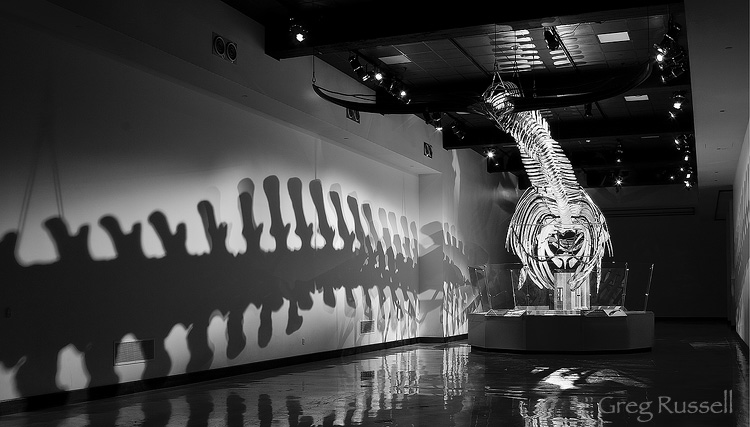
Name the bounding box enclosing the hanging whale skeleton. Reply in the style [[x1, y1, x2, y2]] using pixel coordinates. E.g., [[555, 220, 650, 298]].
[[313, 61, 653, 292]]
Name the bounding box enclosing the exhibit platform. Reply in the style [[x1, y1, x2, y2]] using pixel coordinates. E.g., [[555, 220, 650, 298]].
[[468, 309, 654, 352]]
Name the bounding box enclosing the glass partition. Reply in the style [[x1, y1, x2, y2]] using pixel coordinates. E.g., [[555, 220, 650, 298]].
[[469, 261, 654, 315]]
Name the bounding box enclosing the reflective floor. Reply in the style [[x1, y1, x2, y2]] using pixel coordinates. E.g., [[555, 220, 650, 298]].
[[1, 320, 747, 426]]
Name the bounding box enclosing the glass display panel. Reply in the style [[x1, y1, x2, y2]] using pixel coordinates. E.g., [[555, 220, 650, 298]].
[[469, 261, 653, 316]]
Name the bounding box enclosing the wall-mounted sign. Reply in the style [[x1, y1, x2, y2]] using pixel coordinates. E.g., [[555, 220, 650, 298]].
[[423, 142, 433, 158], [346, 108, 360, 123]]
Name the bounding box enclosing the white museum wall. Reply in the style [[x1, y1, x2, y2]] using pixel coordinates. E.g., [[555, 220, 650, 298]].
[[0, 0, 513, 403], [732, 124, 750, 345]]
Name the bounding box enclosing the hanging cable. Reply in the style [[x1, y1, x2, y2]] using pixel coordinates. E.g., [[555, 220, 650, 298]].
[[50, 140, 64, 218], [17, 138, 43, 241], [311, 53, 316, 84], [17, 91, 65, 248]]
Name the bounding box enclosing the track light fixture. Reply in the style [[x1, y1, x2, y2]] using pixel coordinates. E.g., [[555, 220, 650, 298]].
[[348, 53, 411, 104], [672, 91, 686, 109], [349, 54, 371, 82], [450, 122, 467, 140], [654, 17, 689, 84], [484, 148, 496, 159], [584, 103, 593, 117], [386, 80, 411, 104], [432, 113, 443, 131], [669, 91, 687, 118], [423, 112, 443, 131], [674, 134, 688, 148]]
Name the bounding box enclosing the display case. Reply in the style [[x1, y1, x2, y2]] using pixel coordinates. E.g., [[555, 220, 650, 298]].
[[467, 262, 656, 352], [469, 261, 654, 316]]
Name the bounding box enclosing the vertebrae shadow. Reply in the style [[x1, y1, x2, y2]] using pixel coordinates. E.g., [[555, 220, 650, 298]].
[[0, 175, 424, 405]]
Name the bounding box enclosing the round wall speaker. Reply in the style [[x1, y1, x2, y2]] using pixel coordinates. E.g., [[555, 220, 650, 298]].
[[213, 35, 226, 57], [226, 41, 237, 62]]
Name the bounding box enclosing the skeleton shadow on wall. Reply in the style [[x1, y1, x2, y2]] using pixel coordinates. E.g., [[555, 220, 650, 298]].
[[0, 175, 449, 403]]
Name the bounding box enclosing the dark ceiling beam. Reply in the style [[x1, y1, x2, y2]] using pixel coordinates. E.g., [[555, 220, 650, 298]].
[[443, 115, 694, 150], [260, 1, 679, 59], [443, 127, 515, 149], [550, 116, 694, 141], [488, 152, 688, 174]]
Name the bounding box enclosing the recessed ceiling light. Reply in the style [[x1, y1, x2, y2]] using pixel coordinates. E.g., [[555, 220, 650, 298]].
[[379, 55, 411, 64], [624, 95, 649, 102], [597, 32, 630, 43]]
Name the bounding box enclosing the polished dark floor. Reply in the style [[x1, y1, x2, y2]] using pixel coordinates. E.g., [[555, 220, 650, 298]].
[[1, 320, 747, 426]]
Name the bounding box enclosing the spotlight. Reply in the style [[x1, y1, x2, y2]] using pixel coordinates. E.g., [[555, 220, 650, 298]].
[[614, 175, 623, 192], [432, 113, 443, 131], [661, 63, 687, 83], [672, 91, 686, 109], [381, 78, 410, 104], [450, 122, 466, 140], [674, 134, 687, 147], [544, 27, 560, 51], [584, 103, 593, 117], [289, 19, 307, 43], [373, 70, 384, 82], [485, 148, 496, 158], [654, 17, 688, 84], [423, 112, 442, 131], [399, 88, 411, 104], [669, 91, 688, 118], [349, 54, 370, 82]]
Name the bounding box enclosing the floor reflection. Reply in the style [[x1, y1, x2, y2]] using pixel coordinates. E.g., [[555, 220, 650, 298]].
[[0, 321, 746, 426]]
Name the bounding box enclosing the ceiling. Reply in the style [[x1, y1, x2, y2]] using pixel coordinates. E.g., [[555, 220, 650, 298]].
[[223, 0, 745, 190]]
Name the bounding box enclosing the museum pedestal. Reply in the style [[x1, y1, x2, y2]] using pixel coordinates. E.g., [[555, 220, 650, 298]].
[[468, 310, 654, 352]]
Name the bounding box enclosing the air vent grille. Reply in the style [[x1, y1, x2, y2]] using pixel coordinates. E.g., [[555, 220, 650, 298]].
[[360, 320, 375, 334]]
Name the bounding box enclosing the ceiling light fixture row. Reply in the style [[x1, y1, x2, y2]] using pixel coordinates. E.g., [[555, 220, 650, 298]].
[[348, 53, 411, 104], [669, 133, 696, 189], [653, 17, 689, 84]]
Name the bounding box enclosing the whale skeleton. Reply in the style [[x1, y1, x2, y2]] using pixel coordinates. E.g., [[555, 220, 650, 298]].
[[479, 72, 612, 292]]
